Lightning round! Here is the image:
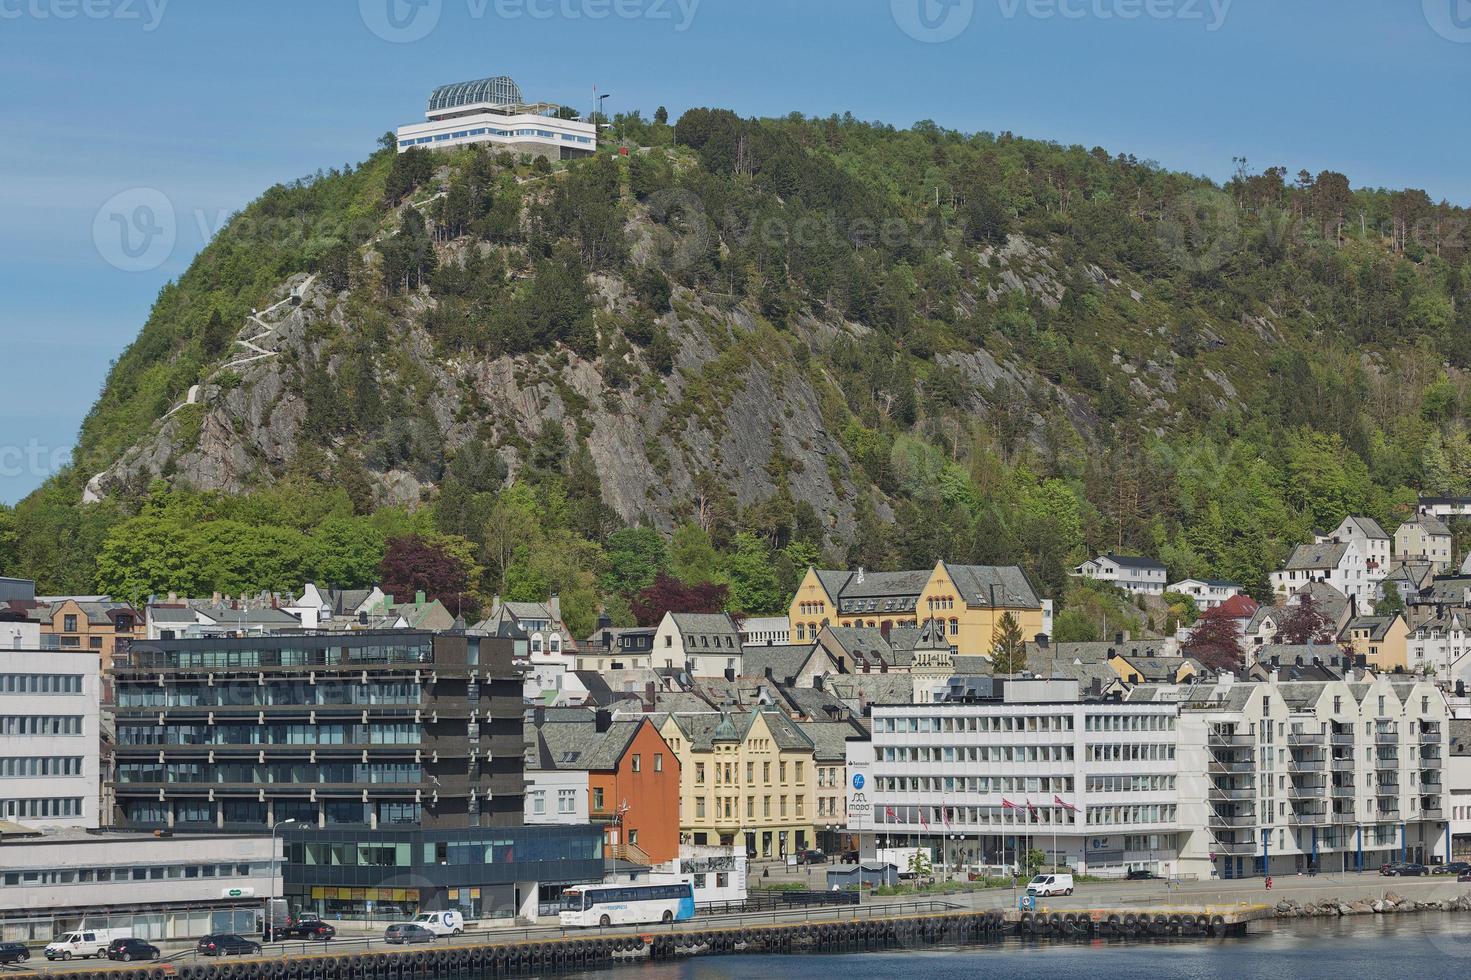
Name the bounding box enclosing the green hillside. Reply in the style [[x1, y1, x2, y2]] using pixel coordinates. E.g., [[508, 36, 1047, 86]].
[[3, 110, 1468, 637]]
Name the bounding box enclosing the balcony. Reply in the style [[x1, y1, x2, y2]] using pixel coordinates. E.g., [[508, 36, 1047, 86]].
[[1375, 731, 1399, 745], [1209, 731, 1255, 748], [1209, 808, 1257, 828], [1330, 757, 1355, 772], [1209, 786, 1254, 802], [1288, 759, 1325, 773], [1209, 760, 1257, 775], [1330, 733, 1356, 746], [1330, 785, 1356, 798], [1293, 812, 1330, 826], [1420, 755, 1444, 769], [1213, 838, 1260, 856], [1421, 730, 1442, 744], [1422, 800, 1444, 817], [1288, 731, 1325, 746], [1287, 783, 1325, 799]]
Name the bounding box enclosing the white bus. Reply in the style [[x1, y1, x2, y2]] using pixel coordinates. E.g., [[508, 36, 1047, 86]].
[[559, 883, 697, 928]]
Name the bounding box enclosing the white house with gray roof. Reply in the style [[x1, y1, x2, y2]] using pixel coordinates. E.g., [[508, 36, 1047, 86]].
[[1396, 512, 1454, 572], [1271, 538, 1370, 601], [654, 612, 743, 675], [1073, 553, 1168, 596]]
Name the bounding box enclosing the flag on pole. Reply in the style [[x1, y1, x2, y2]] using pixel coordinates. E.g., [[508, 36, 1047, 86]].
[[1053, 795, 1077, 812], [1001, 798, 1021, 810], [942, 807, 952, 828], [884, 806, 898, 822], [1026, 799, 1039, 819], [920, 810, 931, 832]]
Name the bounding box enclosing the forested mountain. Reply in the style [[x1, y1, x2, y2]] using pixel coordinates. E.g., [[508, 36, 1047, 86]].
[[4, 109, 1469, 638]]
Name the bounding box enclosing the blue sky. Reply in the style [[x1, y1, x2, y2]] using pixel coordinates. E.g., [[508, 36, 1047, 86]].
[[2, 0, 1468, 503]]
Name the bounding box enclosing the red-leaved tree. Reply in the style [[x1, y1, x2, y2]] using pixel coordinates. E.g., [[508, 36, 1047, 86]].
[[1279, 593, 1335, 645], [632, 573, 729, 626], [1184, 610, 1245, 673], [378, 535, 478, 619]]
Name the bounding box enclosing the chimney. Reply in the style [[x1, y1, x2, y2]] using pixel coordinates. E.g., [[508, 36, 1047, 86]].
[[595, 709, 613, 733], [1035, 634, 1049, 649], [212, 592, 222, 605], [724, 668, 735, 682], [596, 611, 613, 631], [644, 681, 656, 707], [813, 675, 823, 691], [533, 706, 546, 728], [549, 593, 562, 624], [415, 590, 426, 609], [856, 567, 865, 584]]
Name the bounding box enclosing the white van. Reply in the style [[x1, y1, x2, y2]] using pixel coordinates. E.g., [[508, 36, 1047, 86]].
[[45, 928, 131, 960], [410, 911, 464, 937], [1025, 873, 1074, 897]]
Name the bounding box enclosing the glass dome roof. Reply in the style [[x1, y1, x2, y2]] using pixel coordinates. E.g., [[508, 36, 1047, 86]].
[[428, 76, 525, 112]]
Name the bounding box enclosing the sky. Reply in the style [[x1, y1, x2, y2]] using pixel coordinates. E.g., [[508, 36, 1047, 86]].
[[2, 0, 1469, 504]]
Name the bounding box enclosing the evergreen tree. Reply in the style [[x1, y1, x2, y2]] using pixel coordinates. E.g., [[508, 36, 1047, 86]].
[[990, 612, 1027, 674]]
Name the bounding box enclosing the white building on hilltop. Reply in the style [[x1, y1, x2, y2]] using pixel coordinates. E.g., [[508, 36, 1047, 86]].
[[397, 75, 597, 161]]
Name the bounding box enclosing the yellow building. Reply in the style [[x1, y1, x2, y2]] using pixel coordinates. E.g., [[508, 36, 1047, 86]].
[[659, 709, 816, 861], [1344, 614, 1410, 672], [789, 561, 1046, 657]]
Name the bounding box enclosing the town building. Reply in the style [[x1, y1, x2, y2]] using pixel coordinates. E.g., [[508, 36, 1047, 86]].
[[0, 648, 102, 829], [659, 709, 816, 860], [790, 562, 1045, 656], [578, 617, 655, 673], [1395, 512, 1455, 572], [652, 613, 743, 674], [1419, 497, 1471, 521], [1407, 614, 1471, 682], [35, 599, 138, 672], [1072, 554, 1168, 596], [1158, 672, 1450, 877], [800, 719, 864, 854], [1449, 720, 1471, 860], [1342, 614, 1410, 672], [1271, 539, 1371, 601], [396, 75, 597, 161], [1319, 517, 1392, 577], [1168, 579, 1245, 611], [527, 710, 681, 864], [0, 826, 276, 942], [739, 616, 791, 646], [850, 679, 1187, 877]]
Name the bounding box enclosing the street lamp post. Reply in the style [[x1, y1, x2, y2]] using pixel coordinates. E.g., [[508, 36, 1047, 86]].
[[269, 819, 298, 939]]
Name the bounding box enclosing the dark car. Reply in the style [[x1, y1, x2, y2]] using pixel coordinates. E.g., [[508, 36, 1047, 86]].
[[384, 924, 436, 945], [197, 934, 262, 957], [1381, 862, 1428, 877], [276, 914, 336, 941], [1433, 862, 1471, 876], [0, 943, 30, 965], [107, 939, 160, 962], [796, 849, 827, 865], [1459, 869, 1471, 883], [1126, 869, 1161, 880]]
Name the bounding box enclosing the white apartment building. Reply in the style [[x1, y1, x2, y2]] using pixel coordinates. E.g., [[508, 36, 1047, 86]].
[[1407, 615, 1471, 683], [1271, 539, 1370, 601], [1395, 513, 1455, 572], [851, 679, 1189, 878], [0, 649, 101, 829], [652, 613, 742, 675], [397, 75, 597, 161], [1072, 554, 1168, 596], [739, 617, 791, 647], [1320, 517, 1391, 576], [1168, 579, 1245, 611], [1141, 672, 1449, 878]]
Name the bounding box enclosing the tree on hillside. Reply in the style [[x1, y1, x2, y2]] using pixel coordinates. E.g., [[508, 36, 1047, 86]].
[[1184, 611, 1245, 673], [1279, 593, 1335, 645], [631, 573, 729, 626], [654, 106, 669, 126], [379, 535, 475, 618], [599, 526, 667, 600], [1375, 581, 1406, 619], [724, 532, 784, 615], [990, 612, 1027, 674]]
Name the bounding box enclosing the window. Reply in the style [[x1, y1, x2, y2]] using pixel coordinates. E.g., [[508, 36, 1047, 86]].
[[63, 615, 77, 632], [558, 790, 576, 814], [655, 754, 663, 773], [696, 763, 705, 784], [632, 754, 641, 773], [531, 792, 546, 815], [593, 788, 605, 812]]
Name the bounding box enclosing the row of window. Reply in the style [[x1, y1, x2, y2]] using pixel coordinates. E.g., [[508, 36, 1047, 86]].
[[0, 674, 84, 695], [2, 863, 267, 887], [528, 789, 580, 816], [695, 760, 801, 785], [880, 804, 1079, 827], [881, 745, 1076, 764], [400, 129, 593, 147], [1085, 805, 1178, 826], [1084, 714, 1178, 732], [0, 756, 83, 778], [120, 799, 422, 827], [116, 762, 425, 785], [129, 643, 432, 670], [1085, 743, 1177, 762], [0, 715, 82, 736], [876, 775, 1075, 794], [117, 723, 423, 745], [0, 797, 82, 818], [1086, 775, 1178, 793], [116, 681, 422, 708], [875, 714, 1080, 734], [692, 794, 805, 820]]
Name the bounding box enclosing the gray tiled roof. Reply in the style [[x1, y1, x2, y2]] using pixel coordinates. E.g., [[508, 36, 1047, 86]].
[[529, 717, 647, 772], [798, 720, 866, 762], [1284, 541, 1350, 571], [740, 644, 819, 683]]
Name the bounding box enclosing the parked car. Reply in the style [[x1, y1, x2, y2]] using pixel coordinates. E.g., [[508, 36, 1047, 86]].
[[197, 934, 262, 956], [274, 913, 336, 941], [796, 849, 827, 865], [0, 943, 30, 964], [384, 924, 437, 945], [107, 939, 160, 962], [1459, 869, 1471, 883], [1433, 862, 1471, 876], [1026, 873, 1075, 897], [1125, 869, 1161, 880], [1380, 862, 1428, 877]]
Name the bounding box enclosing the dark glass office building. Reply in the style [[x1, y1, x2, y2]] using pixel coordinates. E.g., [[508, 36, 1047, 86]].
[[111, 631, 523, 830]]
